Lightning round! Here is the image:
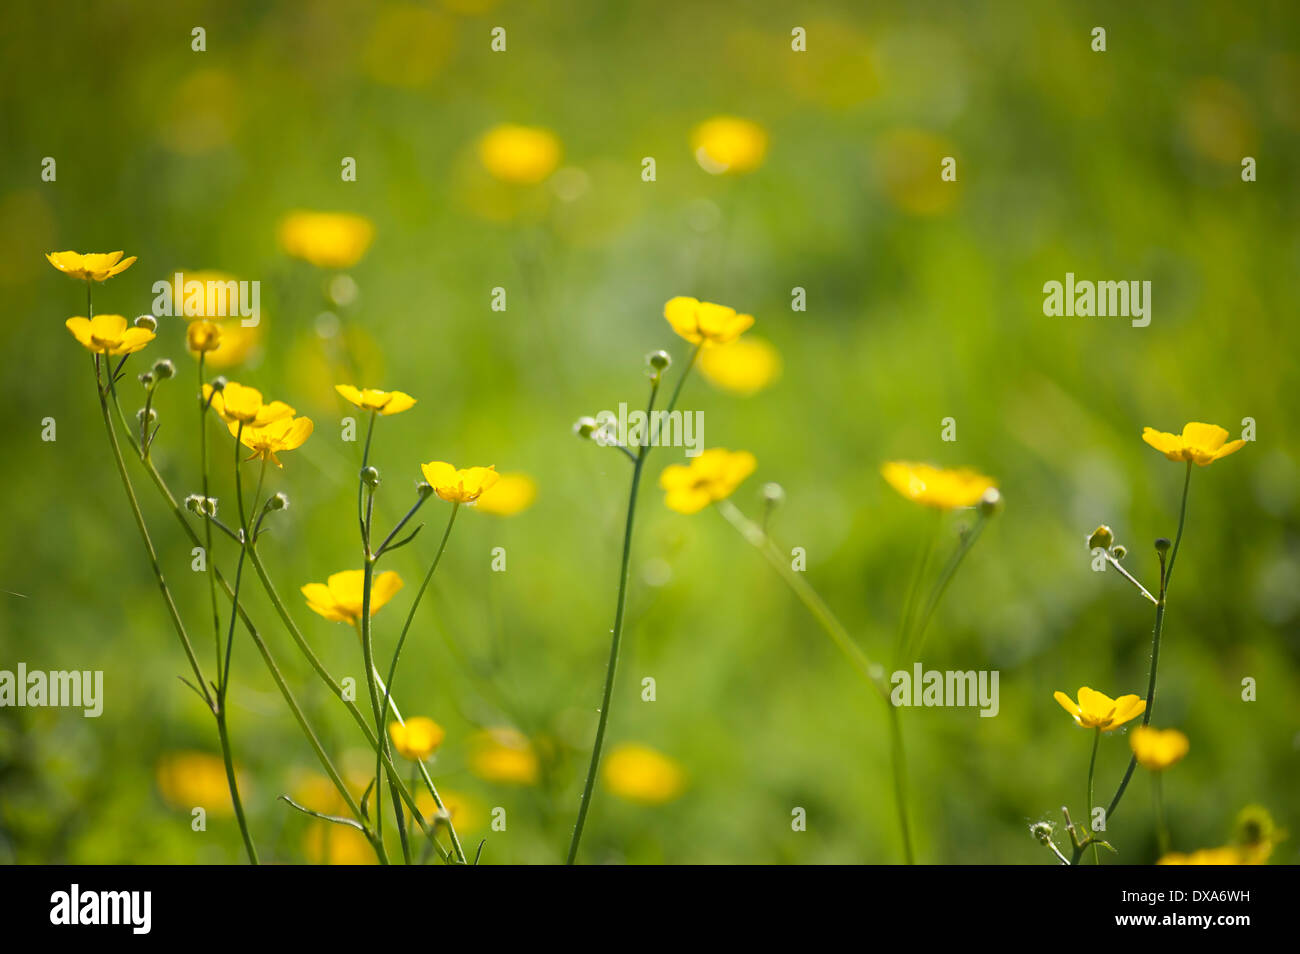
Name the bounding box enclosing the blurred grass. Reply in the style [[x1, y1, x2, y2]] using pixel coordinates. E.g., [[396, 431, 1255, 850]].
[[1, 0, 1297, 864]]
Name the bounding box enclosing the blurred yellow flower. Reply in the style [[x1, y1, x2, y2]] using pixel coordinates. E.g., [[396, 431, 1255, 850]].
[[278, 211, 374, 268], [303, 823, 376, 865], [468, 728, 539, 785], [388, 717, 446, 761], [1130, 726, 1189, 771], [691, 116, 768, 175], [231, 415, 314, 467], [46, 250, 136, 282], [415, 789, 484, 834], [65, 314, 155, 355], [1158, 844, 1269, 865], [602, 742, 686, 804], [698, 336, 781, 395], [478, 124, 562, 184], [156, 751, 237, 815], [334, 384, 417, 416], [663, 296, 754, 346], [1053, 687, 1146, 731], [301, 570, 404, 625], [187, 319, 222, 354], [881, 461, 995, 510], [473, 472, 537, 516], [420, 461, 500, 503], [203, 381, 294, 427], [1142, 422, 1246, 466], [659, 448, 757, 515]]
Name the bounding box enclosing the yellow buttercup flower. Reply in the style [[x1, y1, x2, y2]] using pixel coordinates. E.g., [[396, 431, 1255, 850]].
[[187, 319, 222, 353], [473, 472, 537, 516], [1053, 687, 1146, 731], [1142, 422, 1246, 466], [663, 296, 754, 347], [278, 211, 375, 268], [602, 742, 686, 805], [202, 381, 294, 427], [65, 314, 155, 355], [301, 569, 404, 625], [156, 751, 238, 816], [881, 461, 996, 510], [467, 728, 539, 785], [659, 448, 757, 515], [388, 717, 446, 761], [231, 415, 314, 467], [420, 461, 500, 503], [478, 124, 562, 184], [46, 250, 137, 282], [334, 384, 417, 416], [698, 336, 782, 395], [691, 116, 768, 175], [1130, 726, 1189, 771]]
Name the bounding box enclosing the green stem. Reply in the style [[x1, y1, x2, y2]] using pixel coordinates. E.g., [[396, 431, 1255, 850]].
[[1075, 463, 1193, 865], [887, 704, 915, 864], [1153, 772, 1169, 857], [568, 354, 694, 865], [1087, 727, 1101, 865], [109, 405, 388, 861], [93, 352, 258, 864], [378, 503, 465, 864]]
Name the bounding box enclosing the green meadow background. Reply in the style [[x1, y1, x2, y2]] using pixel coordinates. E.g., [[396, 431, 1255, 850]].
[[1, 0, 1297, 864]]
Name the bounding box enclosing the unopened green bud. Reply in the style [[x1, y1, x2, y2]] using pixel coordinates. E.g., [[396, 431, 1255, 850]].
[[574, 416, 598, 439], [269, 492, 289, 511], [1111, 545, 1127, 560], [138, 372, 154, 387], [362, 466, 380, 488], [210, 376, 227, 391], [1087, 525, 1114, 551], [184, 494, 204, 515], [416, 481, 433, 499], [134, 314, 158, 332], [648, 350, 671, 372], [152, 358, 175, 380], [1154, 537, 1171, 554], [1030, 821, 1055, 845], [761, 482, 785, 506]]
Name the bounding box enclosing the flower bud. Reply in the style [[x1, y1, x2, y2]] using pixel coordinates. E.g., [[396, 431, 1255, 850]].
[[978, 487, 1003, 516], [138, 372, 155, 387], [362, 466, 381, 488], [134, 314, 158, 331], [416, 481, 433, 499], [1087, 525, 1114, 551], [1154, 537, 1171, 554], [1111, 544, 1127, 560], [647, 350, 671, 371], [184, 494, 204, 515], [152, 358, 175, 380], [573, 416, 598, 440], [137, 407, 158, 425], [1030, 821, 1055, 845], [761, 482, 785, 506], [268, 492, 290, 511], [210, 376, 227, 391], [204, 497, 219, 517]]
